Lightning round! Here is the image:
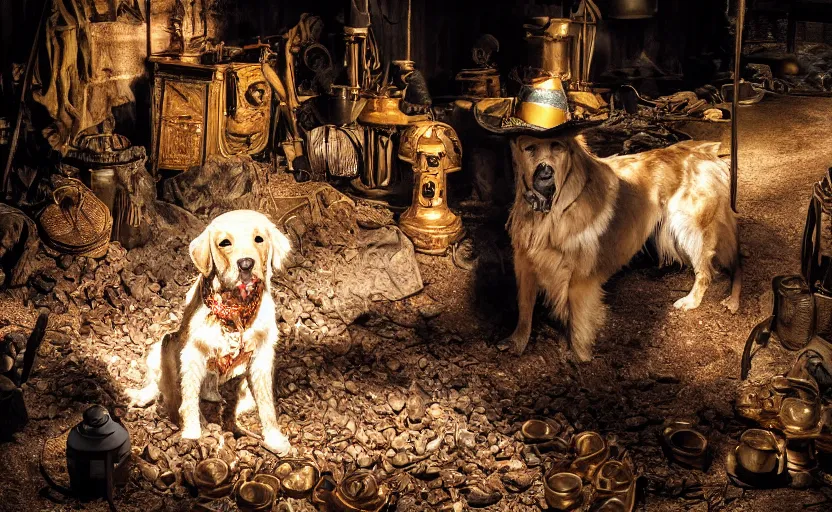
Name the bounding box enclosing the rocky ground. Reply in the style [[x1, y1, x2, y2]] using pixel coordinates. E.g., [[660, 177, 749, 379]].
[[1, 94, 832, 512]]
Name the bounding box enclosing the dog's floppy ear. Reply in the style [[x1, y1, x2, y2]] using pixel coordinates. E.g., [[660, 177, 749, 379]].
[[189, 227, 214, 277], [268, 223, 292, 273]]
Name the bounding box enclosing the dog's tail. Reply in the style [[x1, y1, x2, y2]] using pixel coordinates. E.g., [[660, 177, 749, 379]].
[[125, 340, 162, 407]]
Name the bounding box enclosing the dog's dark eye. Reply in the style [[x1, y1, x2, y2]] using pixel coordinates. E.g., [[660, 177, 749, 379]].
[[523, 144, 537, 154], [254, 235, 264, 243], [219, 239, 232, 247]]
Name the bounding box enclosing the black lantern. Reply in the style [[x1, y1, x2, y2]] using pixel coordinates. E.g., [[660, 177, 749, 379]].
[[66, 405, 132, 501]]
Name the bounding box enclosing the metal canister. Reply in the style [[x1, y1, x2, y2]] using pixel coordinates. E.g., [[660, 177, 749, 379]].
[[525, 18, 573, 80]]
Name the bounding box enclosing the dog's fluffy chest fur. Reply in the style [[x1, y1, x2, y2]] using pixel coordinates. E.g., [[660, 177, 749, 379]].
[[183, 277, 277, 383]]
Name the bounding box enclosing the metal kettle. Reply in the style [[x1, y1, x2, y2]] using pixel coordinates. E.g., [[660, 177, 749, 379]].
[[66, 405, 131, 501]]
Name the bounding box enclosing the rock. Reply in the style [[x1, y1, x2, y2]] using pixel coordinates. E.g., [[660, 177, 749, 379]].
[[387, 359, 403, 373], [391, 452, 411, 468], [440, 470, 466, 488], [357, 454, 373, 468], [139, 462, 160, 483], [391, 433, 409, 451], [462, 487, 502, 508], [0, 354, 13, 373], [419, 304, 443, 319], [30, 273, 57, 294], [345, 381, 359, 395], [57, 255, 73, 270], [406, 395, 425, 421], [501, 470, 536, 492], [144, 444, 163, 464], [388, 393, 406, 413], [624, 416, 649, 430]]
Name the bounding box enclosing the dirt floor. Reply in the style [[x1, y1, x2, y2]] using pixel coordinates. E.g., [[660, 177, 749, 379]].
[[1, 94, 832, 512]]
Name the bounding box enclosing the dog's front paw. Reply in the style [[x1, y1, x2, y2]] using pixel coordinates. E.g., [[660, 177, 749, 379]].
[[497, 334, 530, 355], [570, 344, 593, 364], [181, 424, 202, 440], [125, 387, 155, 408], [673, 295, 701, 311], [721, 295, 740, 314], [262, 430, 291, 456]]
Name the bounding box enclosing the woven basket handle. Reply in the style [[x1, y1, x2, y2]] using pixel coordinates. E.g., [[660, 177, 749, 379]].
[[52, 180, 86, 226]]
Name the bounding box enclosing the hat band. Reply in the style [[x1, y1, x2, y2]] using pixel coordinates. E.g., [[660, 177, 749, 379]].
[[519, 87, 569, 111]]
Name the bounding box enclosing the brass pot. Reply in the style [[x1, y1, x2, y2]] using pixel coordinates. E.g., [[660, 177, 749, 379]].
[[736, 429, 784, 475]]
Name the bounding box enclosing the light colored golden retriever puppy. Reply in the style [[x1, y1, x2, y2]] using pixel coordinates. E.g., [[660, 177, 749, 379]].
[[127, 210, 292, 455], [504, 136, 741, 362]]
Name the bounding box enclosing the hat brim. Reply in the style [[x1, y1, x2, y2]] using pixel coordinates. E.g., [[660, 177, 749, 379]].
[[473, 98, 603, 138]]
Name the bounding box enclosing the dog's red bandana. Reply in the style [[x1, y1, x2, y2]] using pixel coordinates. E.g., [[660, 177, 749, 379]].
[[201, 278, 264, 375]]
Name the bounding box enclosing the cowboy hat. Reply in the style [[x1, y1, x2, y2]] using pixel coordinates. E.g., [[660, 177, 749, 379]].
[[473, 76, 602, 137]]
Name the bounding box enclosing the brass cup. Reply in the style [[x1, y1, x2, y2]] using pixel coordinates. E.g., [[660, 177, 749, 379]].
[[333, 470, 389, 512], [779, 397, 819, 434], [236, 481, 275, 512], [252, 474, 281, 495], [521, 419, 557, 443], [194, 458, 233, 499], [737, 429, 782, 474], [594, 461, 632, 494], [281, 463, 320, 499], [570, 431, 609, 480], [544, 472, 583, 510], [663, 423, 709, 469]]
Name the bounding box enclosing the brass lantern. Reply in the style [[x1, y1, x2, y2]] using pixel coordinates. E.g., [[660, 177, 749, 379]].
[[397, 122, 464, 255]]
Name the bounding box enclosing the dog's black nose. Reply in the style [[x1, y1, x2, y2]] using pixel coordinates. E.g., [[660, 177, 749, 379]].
[[237, 258, 255, 271], [535, 163, 554, 180]]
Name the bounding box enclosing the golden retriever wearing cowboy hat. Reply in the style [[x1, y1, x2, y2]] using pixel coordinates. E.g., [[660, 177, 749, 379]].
[[127, 210, 293, 455], [475, 78, 741, 362]]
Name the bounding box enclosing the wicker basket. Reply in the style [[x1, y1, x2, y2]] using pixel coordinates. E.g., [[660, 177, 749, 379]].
[[38, 178, 112, 258]]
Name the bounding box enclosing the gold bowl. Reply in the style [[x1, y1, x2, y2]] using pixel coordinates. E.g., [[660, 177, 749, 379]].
[[543, 471, 583, 510], [236, 481, 275, 512], [281, 463, 320, 499], [194, 458, 233, 499], [252, 473, 281, 494], [333, 470, 389, 512], [521, 419, 557, 443], [662, 422, 709, 470]]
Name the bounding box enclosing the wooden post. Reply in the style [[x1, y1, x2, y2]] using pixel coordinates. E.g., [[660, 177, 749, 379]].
[[731, 0, 746, 213]]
